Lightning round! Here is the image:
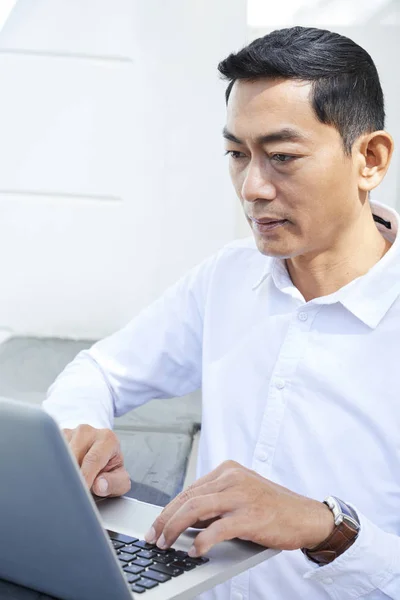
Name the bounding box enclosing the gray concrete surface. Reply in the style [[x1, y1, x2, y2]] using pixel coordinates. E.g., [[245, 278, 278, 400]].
[[0, 336, 202, 434]]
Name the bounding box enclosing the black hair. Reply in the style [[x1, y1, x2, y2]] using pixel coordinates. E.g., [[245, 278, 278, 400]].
[[218, 26, 385, 155]]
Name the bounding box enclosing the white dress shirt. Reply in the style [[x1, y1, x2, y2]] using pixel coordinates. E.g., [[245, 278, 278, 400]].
[[44, 200, 400, 600]]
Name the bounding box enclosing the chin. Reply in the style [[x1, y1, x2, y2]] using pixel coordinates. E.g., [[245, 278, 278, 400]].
[[254, 236, 295, 259]]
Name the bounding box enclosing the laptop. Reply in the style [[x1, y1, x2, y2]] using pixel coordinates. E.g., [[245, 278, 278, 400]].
[[0, 398, 279, 599]]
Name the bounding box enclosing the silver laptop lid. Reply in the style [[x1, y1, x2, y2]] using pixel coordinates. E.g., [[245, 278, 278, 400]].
[[0, 398, 132, 600]]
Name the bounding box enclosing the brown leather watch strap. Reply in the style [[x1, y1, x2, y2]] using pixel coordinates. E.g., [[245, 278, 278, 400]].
[[301, 497, 360, 566]]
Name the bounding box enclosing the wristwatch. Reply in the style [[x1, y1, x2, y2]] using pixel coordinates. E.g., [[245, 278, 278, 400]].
[[301, 496, 360, 566]]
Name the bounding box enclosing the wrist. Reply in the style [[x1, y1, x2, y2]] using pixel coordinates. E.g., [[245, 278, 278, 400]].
[[301, 496, 360, 566], [302, 499, 335, 550]]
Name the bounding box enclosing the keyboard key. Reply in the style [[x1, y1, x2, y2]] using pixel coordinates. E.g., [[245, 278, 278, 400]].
[[132, 540, 157, 550], [171, 559, 196, 571], [124, 564, 145, 575], [152, 547, 174, 555], [136, 577, 159, 589], [131, 557, 153, 568], [111, 541, 124, 550], [117, 552, 134, 563], [124, 573, 140, 584], [174, 550, 189, 559], [122, 545, 141, 555], [145, 569, 171, 583], [150, 563, 184, 577], [187, 556, 210, 565], [107, 531, 139, 545], [152, 554, 173, 565], [137, 550, 156, 559], [131, 584, 145, 593]]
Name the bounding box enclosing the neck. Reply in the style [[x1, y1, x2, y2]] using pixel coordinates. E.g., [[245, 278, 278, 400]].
[[286, 210, 392, 302]]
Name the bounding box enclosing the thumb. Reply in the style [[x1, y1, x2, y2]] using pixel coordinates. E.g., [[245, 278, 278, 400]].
[[92, 467, 132, 498]]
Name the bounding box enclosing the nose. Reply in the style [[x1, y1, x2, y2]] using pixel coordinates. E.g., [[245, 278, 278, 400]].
[[241, 160, 277, 203]]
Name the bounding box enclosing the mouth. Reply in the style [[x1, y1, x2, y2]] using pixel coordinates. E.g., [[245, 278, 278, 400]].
[[249, 217, 289, 233]]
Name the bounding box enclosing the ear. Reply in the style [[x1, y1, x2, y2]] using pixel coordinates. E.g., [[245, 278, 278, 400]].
[[356, 131, 394, 192]]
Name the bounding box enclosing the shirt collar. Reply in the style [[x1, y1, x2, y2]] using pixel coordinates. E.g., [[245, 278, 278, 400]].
[[252, 201, 400, 329]]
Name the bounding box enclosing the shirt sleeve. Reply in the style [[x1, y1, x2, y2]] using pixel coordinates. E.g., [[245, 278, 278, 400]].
[[42, 251, 219, 430], [303, 507, 400, 599]]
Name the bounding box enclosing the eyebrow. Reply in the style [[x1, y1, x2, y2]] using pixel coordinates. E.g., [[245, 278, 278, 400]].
[[222, 126, 308, 145]]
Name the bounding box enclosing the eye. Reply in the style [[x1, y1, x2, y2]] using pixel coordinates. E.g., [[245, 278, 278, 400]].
[[272, 154, 294, 163], [224, 150, 246, 160]]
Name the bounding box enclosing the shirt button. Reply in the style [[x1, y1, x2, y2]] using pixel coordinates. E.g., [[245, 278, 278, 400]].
[[275, 378, 285, 390], [232, 592, 244, 600], [298, 311, 308, 321], [257, 451, 269, 462], [323, 577, 333, 585]]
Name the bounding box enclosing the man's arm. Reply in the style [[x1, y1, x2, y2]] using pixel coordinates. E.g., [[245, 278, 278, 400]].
[[303, 508, 400, 599], [42, 251, 219, 495], [43, 252, 218, 427], [143, 461, 400, 600]]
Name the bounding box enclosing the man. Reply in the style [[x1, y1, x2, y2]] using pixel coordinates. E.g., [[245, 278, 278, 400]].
[[43, 26, 400, 599]]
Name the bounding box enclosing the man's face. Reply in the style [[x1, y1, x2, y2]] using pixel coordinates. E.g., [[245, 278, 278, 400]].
[[224, 78, 362, 259]]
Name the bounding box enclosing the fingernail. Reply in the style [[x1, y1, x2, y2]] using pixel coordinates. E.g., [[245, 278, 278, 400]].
[[188, 545, 198, 558], [157, 533, 167, 549], [96, 477, 108, 495], [144, 526, 157, 544]]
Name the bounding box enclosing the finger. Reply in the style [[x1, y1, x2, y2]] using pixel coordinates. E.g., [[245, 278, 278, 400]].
[[95, 449, 124, 473], [62, 428, 73, 443], [145, 477, 228, 544], [92, 467, 132, 497], [156, 492, 233, 550], [68, 426, 97, 467], [188, 516, 241, 558], [182, 460, 241, 492], [81, 437, 119, 490], [146, 461, 245, 543], [190, 517, 220, 530]]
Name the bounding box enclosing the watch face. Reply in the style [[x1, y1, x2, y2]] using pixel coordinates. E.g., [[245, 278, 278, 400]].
[[343, 513, 360, 531], [303, 497, 360, 566], [334, 497, 360, 530]]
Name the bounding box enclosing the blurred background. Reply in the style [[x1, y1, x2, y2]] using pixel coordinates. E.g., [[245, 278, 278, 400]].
[[0, 0, 399, 509], [0, 0, 398, 342]]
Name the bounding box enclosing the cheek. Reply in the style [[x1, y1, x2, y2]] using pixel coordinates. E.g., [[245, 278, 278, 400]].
[[286, 173, 353, 242], [229, 164, 245, 197], [307, 152, 355, 196], [282, 159, 344, 213]]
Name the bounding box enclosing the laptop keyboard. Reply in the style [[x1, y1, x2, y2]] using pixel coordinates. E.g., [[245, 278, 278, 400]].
[[107, 530, 210, 595]]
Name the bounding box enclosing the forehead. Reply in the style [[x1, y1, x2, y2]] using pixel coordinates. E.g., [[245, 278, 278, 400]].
[[226, 78, 335, 144]]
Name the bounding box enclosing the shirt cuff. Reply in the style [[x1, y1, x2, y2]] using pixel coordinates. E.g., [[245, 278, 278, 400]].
[[303, 507, 400, 600]]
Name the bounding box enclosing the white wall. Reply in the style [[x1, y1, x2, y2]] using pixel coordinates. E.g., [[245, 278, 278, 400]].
[[0, 0, 247, 339]]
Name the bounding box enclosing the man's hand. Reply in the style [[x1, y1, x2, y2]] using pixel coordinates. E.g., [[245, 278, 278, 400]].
[[62, 425, 131, 498], [145, 460, 334, 557]]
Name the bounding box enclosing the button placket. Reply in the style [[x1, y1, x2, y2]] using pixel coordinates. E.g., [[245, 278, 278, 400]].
[[253, 307, 319, 472], [256, 450, 269, 463]]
